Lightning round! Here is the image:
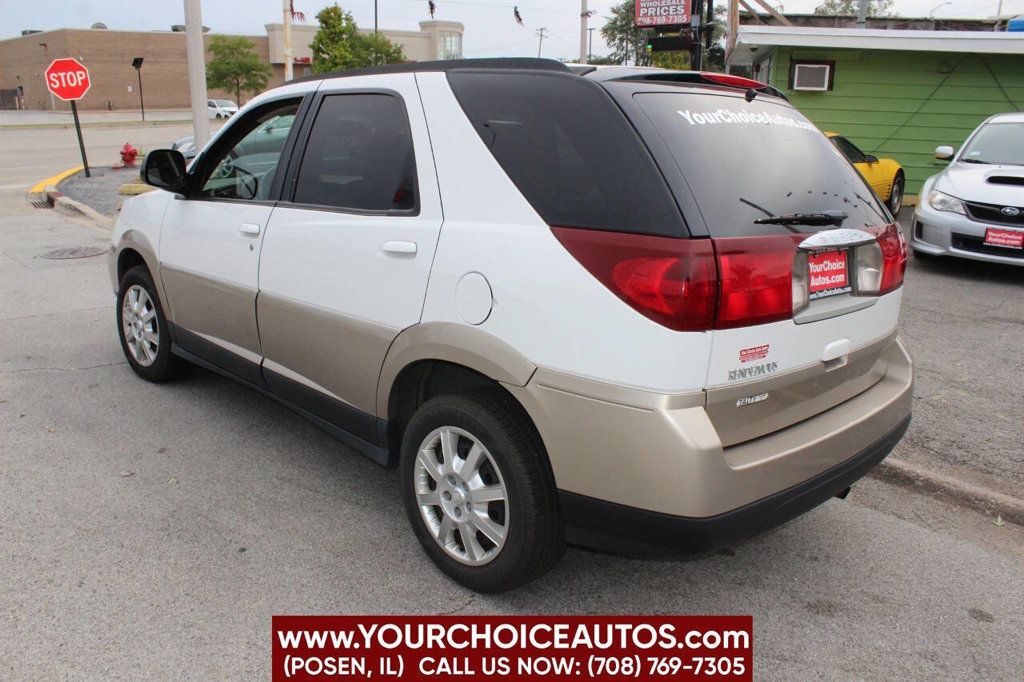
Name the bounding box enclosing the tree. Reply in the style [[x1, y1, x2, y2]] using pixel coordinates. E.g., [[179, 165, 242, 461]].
[[310, 4, 405, 74], [601, 0, 652, 66], [206, 35, 272, 105], [814, 0, 895, 16]]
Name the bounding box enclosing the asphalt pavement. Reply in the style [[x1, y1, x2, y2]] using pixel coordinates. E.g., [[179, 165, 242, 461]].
[[1, 125, 1022, 680]]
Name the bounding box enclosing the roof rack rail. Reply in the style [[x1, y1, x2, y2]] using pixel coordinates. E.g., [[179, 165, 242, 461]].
[[286, 57, 572, 85]]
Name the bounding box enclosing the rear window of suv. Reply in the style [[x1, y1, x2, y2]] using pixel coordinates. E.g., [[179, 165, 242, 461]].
[[633, 91, 890, 237], [447, 71, 686, 237]]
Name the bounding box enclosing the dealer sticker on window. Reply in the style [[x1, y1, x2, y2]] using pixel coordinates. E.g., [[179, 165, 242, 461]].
[[807, 250, 851, 299]]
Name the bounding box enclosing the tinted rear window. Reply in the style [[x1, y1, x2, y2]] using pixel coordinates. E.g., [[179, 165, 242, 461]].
[[633, 92, 890, 237], [447, 71, 686, 237]]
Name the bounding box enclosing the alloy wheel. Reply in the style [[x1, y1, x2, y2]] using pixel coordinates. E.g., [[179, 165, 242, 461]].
[[121, 284, 159, 367], [413, 426, 509, 566]]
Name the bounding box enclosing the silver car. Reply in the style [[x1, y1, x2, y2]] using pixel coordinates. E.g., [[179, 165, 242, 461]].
[[912, 112, 1024, 266]]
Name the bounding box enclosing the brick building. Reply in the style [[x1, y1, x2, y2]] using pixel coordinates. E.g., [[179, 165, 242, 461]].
[[0, 20, 464, 111]]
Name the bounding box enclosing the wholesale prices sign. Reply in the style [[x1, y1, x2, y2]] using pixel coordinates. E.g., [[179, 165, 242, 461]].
[[635, 0, 692, 27], [273, 615, 752, 681]]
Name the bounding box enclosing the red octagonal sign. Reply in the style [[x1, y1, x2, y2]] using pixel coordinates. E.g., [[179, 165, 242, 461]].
[[44, 58, 91, 101]]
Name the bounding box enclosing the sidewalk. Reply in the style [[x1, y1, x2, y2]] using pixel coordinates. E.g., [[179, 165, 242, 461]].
[[0, 109, 197, 128]]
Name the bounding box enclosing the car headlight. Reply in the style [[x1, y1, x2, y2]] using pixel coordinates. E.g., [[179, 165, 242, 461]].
[[927, 190, 966, 215]]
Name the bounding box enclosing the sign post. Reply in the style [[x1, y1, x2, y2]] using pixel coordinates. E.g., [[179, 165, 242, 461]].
[[44, 58, 92, 177]]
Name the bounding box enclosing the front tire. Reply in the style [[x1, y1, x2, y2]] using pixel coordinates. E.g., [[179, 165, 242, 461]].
[[116, 265, 185, 382], [400, 390, 564, 592], [888, 172, 904, 216]]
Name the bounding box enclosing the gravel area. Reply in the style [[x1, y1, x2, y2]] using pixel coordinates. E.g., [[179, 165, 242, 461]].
[[57, 166, 141, 216]]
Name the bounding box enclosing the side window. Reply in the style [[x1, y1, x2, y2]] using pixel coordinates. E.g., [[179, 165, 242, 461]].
[[199, 102, 299, 201], [833, 136, 867, 164], [292, 94, 417, 213]]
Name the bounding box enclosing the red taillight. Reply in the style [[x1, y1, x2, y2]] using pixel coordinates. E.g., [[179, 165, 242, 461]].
[[551, 227, 717, 331], [699, 72, 768, 90], [876, 223, 907, 294], [713, 236, 800, 329]]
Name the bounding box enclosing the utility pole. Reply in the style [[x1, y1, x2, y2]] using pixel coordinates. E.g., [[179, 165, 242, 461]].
[[375, 0, 379, 33], [689, 0, 703, 70], [536, 27, 548, 58], [283, 0, 293, 81], [588, 27, 595, 61], [579, 0, 588, 63], [183, 0, 210, 150]]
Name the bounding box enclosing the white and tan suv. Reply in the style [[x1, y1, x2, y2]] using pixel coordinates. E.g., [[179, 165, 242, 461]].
[[112, 59, 913, 592]]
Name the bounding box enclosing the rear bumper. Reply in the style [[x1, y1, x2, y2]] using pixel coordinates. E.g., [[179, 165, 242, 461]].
[[506, 337, 913, 551], [559, 415, 909, 554]]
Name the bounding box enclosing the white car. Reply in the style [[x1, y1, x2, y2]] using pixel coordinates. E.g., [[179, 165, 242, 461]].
[[912, 112, 1024, 266], [207, 98, 238, 119], [111, 60, 912, 592]]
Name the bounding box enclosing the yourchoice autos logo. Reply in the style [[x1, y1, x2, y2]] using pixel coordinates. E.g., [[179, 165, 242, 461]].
[[678, 109, 818, 131]]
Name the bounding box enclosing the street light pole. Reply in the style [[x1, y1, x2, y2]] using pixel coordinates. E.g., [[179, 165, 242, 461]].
[[375, 0, 379, 33], [283, 0, 293, 81], [183, 0, 210, 150], [580, 0, 588, 64], [588, 27, 595, 61]]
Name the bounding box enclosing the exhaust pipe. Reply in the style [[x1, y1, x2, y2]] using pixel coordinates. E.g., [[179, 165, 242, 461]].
[[835, 486, 852, 500]]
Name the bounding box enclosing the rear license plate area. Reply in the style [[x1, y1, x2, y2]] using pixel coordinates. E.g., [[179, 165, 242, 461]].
[[807, 249, 851, 300], [984, 227, 1024, 249]]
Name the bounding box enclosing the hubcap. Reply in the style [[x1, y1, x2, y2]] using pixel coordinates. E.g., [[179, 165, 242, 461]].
[[414, 426, 509, 566], [121, 284, 159, 367]]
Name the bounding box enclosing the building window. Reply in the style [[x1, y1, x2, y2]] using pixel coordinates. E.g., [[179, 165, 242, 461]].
[[439, 31, 462, 60], [789, 60, 835, 92]]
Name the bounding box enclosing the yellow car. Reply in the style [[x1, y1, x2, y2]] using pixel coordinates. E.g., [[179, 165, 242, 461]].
[[826, 132, 904, 215]]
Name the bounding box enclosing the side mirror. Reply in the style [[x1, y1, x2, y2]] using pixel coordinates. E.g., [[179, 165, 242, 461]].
[[141, 149, 187, 192], [934, 145, 955, 161], [864, 154, 879, 164]]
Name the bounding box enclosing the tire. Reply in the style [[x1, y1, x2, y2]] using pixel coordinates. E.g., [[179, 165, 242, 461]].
[[912, 249, 935, 261], [399, 389, 564, 592], [887, 172, 904, 216], [116, 265, 185, 382]]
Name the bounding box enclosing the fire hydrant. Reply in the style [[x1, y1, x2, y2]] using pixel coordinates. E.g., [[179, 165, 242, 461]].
[[120, 143, 139, 167]]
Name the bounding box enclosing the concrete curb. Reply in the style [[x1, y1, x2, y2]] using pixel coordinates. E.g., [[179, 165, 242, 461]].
[[45, 186, 113, 229], [871, 457, 1024, 527]]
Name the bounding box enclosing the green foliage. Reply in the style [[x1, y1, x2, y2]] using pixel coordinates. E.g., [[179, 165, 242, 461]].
[[652, 52, 688, 70], [205, 35, 272, 105], [814, 0, 895, 16], [601, 0, 652, 66], [310, 4, 405, 73]]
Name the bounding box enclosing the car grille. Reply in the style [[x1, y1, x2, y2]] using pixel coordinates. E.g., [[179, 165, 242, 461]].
[[963, 200, 1024, 226], [952, 233, 1024, 259]]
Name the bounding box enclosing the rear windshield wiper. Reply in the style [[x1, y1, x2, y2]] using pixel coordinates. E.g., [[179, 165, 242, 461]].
[[753, 210, 848, 227]]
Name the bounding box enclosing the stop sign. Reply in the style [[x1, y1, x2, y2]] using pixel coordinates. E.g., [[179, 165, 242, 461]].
[[44, 58, 91, 101]]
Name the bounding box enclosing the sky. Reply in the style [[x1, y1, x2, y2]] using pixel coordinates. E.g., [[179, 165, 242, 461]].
[[1, 0, 1021, 60]]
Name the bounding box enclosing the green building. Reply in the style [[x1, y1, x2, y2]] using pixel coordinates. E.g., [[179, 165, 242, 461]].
[[727, 26, 1024, 199]]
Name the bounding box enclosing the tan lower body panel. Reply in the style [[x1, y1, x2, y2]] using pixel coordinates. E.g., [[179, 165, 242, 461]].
[[159, 264, 262, 356], [506, 338, 913, 518], [257, 292, 398, 416]]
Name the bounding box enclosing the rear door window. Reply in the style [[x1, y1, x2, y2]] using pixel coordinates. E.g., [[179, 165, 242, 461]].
[[293, 93, 417, 213], [632, 91, 889, 237], [447, 71, 686, 237]]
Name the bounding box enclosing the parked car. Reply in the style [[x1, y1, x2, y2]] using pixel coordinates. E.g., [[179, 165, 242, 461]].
[[169, 134, 197, 161], [112, 60, 912, 592], [912, 112, 1024, 265], [171, 113, 294, 163], [826, 132, 905, 215], [208, 98, 238, 118]]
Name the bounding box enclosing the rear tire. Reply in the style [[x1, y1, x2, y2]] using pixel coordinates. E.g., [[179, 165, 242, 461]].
[[116, 265, 185, 382], [888, 172, 904, 216], [912, 249, 935, 261], [399, 390, 564, 592]]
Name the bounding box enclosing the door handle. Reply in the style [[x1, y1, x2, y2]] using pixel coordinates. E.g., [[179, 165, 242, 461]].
[[381, 240, 417, 255], [239, 223, 261, 236]]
